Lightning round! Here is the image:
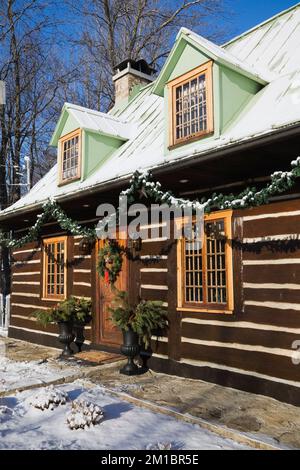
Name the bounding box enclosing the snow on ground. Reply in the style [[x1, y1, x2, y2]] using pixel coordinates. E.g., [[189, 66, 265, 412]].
[[0, 380, 249, 450], [0, 357, 77, 393]]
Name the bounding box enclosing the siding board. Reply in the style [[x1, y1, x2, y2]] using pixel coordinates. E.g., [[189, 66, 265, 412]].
[[181, 343, 300, 382], [181, 322, 300, 350]]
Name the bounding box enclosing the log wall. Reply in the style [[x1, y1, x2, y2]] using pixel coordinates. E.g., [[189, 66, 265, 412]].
[[146, 199, 300, 405], [9, 234, 93, 349]]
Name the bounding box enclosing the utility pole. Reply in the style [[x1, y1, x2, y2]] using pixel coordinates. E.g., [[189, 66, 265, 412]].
[[0, 81, 10, 302], [24, 156, 31, 192]]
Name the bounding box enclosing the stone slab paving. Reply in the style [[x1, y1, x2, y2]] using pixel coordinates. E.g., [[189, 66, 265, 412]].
[[86, 363, 300, 449]]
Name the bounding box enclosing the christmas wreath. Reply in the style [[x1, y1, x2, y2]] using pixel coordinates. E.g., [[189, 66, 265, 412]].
[[97, 240, 123, 285]]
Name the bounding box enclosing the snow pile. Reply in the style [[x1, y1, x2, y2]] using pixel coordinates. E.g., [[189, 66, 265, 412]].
[[146, 442, 174, 450], [0, 356, 79, 393], [29, 385, 68, 410], [66, 399, 104, 430], [0, 405, 13, 422]]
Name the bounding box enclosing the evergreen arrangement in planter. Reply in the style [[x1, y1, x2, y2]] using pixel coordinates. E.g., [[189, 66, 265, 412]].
[[109, 290, 168, 375], [34, 297, 92, 356]]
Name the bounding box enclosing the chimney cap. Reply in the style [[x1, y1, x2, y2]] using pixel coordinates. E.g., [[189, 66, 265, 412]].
[[114, 59, 156, 76]]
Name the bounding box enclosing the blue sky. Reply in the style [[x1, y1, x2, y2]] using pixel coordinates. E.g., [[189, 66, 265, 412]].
[[231, 0, 298, 37]]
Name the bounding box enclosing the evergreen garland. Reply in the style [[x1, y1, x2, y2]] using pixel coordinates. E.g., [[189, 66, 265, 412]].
[[0, 198, 97, 249], [1, 156, 300, 249]]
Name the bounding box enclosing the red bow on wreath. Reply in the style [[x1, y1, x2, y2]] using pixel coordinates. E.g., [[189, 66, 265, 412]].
[[104, 270, 110, 285]]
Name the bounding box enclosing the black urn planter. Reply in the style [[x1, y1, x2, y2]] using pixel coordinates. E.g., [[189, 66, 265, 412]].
[[58, 321, 75, 357], [73, 323, 85, 353], [120, 327, 140, 376], [139, 345, 153, 372]]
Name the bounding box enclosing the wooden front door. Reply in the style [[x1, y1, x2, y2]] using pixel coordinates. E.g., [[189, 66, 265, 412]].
[[96, 238, 128, 347]]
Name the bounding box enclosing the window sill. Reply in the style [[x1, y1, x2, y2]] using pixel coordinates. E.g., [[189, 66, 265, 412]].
[[41, 297, 66, 302], [168, 130, 214, 151], [177, 307, 233, 315], [58, 175, 81, 187]]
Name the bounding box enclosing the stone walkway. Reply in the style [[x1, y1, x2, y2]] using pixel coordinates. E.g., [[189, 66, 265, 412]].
[[1, 336, 300, 448], [87, 365, 300, 449]]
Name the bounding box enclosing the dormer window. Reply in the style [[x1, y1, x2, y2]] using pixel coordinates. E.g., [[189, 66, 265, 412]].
[[168, 61, 213, 147], [59, 129, 81, 184]]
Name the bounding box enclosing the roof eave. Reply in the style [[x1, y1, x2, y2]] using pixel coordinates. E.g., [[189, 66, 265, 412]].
[[2, 122, 300, 224]]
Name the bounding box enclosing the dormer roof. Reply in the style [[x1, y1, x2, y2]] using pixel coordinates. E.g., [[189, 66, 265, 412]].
[[50, 102, 137, 146], [152, 27, 272, 96]]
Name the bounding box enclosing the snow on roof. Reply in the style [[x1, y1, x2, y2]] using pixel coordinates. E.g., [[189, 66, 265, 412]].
[[50, 103, 136, 145], [1, 4, 300, 219], [224, 3, 300, 76], [180, 28, 273, 83]]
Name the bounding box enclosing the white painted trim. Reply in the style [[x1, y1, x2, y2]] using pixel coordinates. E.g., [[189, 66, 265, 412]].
[[14, 260, 40, 265], [12, 272, 40, 277], [141, 284, 168, 290], [73, 296, 92, 300], [243, 210, 300, 221], [180, 358, 300, 389], [74, 255, 91, 259], [11, 303, 49, 310], [140, 255, 168, 260], [181, 337, 294, 358], [13, 248, 41, 255], [243, 282, 300, 290], [243, 259, 300, 265], [73, 282, 91, 287], [244, 234, 300, 243], [142, 237, 168, 243], [73, 235, 83, 240], [140, 268, 168, 273], [12, 281, 40, 286], [9, 325, 57, 336], [73, 269, 91, 273], [245, 300, 300, 311], [151, 335, 168, 342], [182, 317, 300, 334], [152, 353, 168, 359], [146, 301, 168, 307], [12, 293, 40, 298], [140, 222, 167, 230], [11, 314, 37, 321]]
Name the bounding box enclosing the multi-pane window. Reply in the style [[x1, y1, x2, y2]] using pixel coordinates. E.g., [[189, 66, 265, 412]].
[[168, 61, 213, 147], [43, 237, 67, 300], [59, 130, 81, 183], [175, 74, 207, 141], [178, 212, 233, 313]]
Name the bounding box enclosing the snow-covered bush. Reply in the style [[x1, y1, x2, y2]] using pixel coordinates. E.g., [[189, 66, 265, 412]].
[[29, 385, 68, 410], [66, 399, 104, 430]]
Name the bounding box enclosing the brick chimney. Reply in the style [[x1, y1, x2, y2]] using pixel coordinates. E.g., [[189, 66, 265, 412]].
[[113, 59, 156, 105]]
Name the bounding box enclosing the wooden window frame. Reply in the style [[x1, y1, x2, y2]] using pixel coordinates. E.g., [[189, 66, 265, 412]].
[[177, 210, 233, 314], [58, 129, 82, 186], [42, 236, 67, 301], [168, 61, 214, 149]]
